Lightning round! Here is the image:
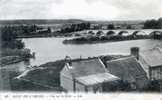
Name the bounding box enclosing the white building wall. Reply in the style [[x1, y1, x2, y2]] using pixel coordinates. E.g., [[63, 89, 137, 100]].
[[139, 55, 162, 81], [87, 86, 94, 92], [60, 65, 74, 91], [60, 73, 74, 91], [75, 82, 85, 92], [136, 76, 148, 89]]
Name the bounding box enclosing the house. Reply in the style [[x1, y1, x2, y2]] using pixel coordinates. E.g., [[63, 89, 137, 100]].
[[106, 56, 148, 90], [60, 57, 120, 92], [60, 44, 162, 92], [106, 45, 162, 90], [129, 46, 162, 80], [130, 46, 162, 91], [139, 46, 162, 80]]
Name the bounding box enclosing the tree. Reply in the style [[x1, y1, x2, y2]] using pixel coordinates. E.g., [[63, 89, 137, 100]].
[[85, 22, 91, 29], [1, 26, 17, 41], [47, 27, 51, 33], [107, 24, 115, 29], [60, 22, 91, 33], [144, 19, 157, 29], [143, 18, 162, 29], [1, 26, 24, 49], [157, 18, 162, 29], [127, 25, 132, 29]]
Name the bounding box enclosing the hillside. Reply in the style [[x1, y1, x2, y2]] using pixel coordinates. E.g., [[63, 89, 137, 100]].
[[0, 19, 144, 25], [0, 19, 86, 25]]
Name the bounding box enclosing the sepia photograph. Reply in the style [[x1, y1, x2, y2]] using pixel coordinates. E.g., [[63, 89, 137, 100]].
[[0, 0, 162, 97]]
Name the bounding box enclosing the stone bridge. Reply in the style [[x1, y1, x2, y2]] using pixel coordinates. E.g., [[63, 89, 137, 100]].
[[84, 29, 162, 36]]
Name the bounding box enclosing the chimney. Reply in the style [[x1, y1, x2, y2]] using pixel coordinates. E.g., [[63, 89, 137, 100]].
[[130, 47, 140, 60], [65, 56, 72, 66]]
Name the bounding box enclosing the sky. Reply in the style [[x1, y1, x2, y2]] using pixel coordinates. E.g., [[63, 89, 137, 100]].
[[0, 0, 162, 20]]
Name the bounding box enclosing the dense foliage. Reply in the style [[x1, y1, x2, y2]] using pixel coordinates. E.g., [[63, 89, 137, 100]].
[[1, 26, 32, 59], [144, 18, 162, 29], [107, 24, 115, 29], [1, 26, 24, 49], [60, 22, 90, 33], [1, 25, 51, 38]]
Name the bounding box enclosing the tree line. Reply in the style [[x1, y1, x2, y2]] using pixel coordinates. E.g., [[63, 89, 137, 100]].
[[60, 22, 90, 33], [144, 18, 162, 29], [1, 25, 50, 49], [1, 25, 51, 38]]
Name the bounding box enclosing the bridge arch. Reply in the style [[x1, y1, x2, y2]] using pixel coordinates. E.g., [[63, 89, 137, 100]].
[[118, 31, 129, 36], [96, 30, 104, 36], [88, 30, 95, 35], [150, 31, 162, 35], [132, 31, 146, 36], [106, 31, 116, 36], [150, 31, 162, 39]]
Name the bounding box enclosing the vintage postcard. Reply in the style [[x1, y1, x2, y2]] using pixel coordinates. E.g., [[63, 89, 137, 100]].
[[0, 0, 162, 99]]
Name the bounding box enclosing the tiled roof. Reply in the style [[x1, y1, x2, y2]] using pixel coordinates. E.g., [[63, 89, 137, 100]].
[[106, 57, 147, 82], [76, 73, 119, 86], [66, 58, 108, 77], [140, 47, 162, 67]]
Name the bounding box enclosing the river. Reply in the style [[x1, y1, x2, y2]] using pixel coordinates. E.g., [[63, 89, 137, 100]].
[[22, 37, 162, 66]]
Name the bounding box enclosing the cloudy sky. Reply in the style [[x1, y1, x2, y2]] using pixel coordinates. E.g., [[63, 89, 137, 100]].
[[0, 0, 162, 20]]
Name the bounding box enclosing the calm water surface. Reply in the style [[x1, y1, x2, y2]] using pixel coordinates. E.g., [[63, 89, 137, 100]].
[[23, 37, 162, 66]]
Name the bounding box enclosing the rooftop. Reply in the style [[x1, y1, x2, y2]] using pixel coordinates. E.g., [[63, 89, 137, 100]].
[[106, 57, 147, 82], [76, 73, 119, 86], [66, 58, 107, 77], [64, 58, 120, 86], [140, 47, 162, 67]]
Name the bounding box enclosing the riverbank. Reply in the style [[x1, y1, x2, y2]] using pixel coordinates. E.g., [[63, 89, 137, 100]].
[[0, 56, 23, 66], [12, 55, 126, 91], [0, 48, 33, 66], [63, 35, 150, 44], [16, 34, 52, 38]]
